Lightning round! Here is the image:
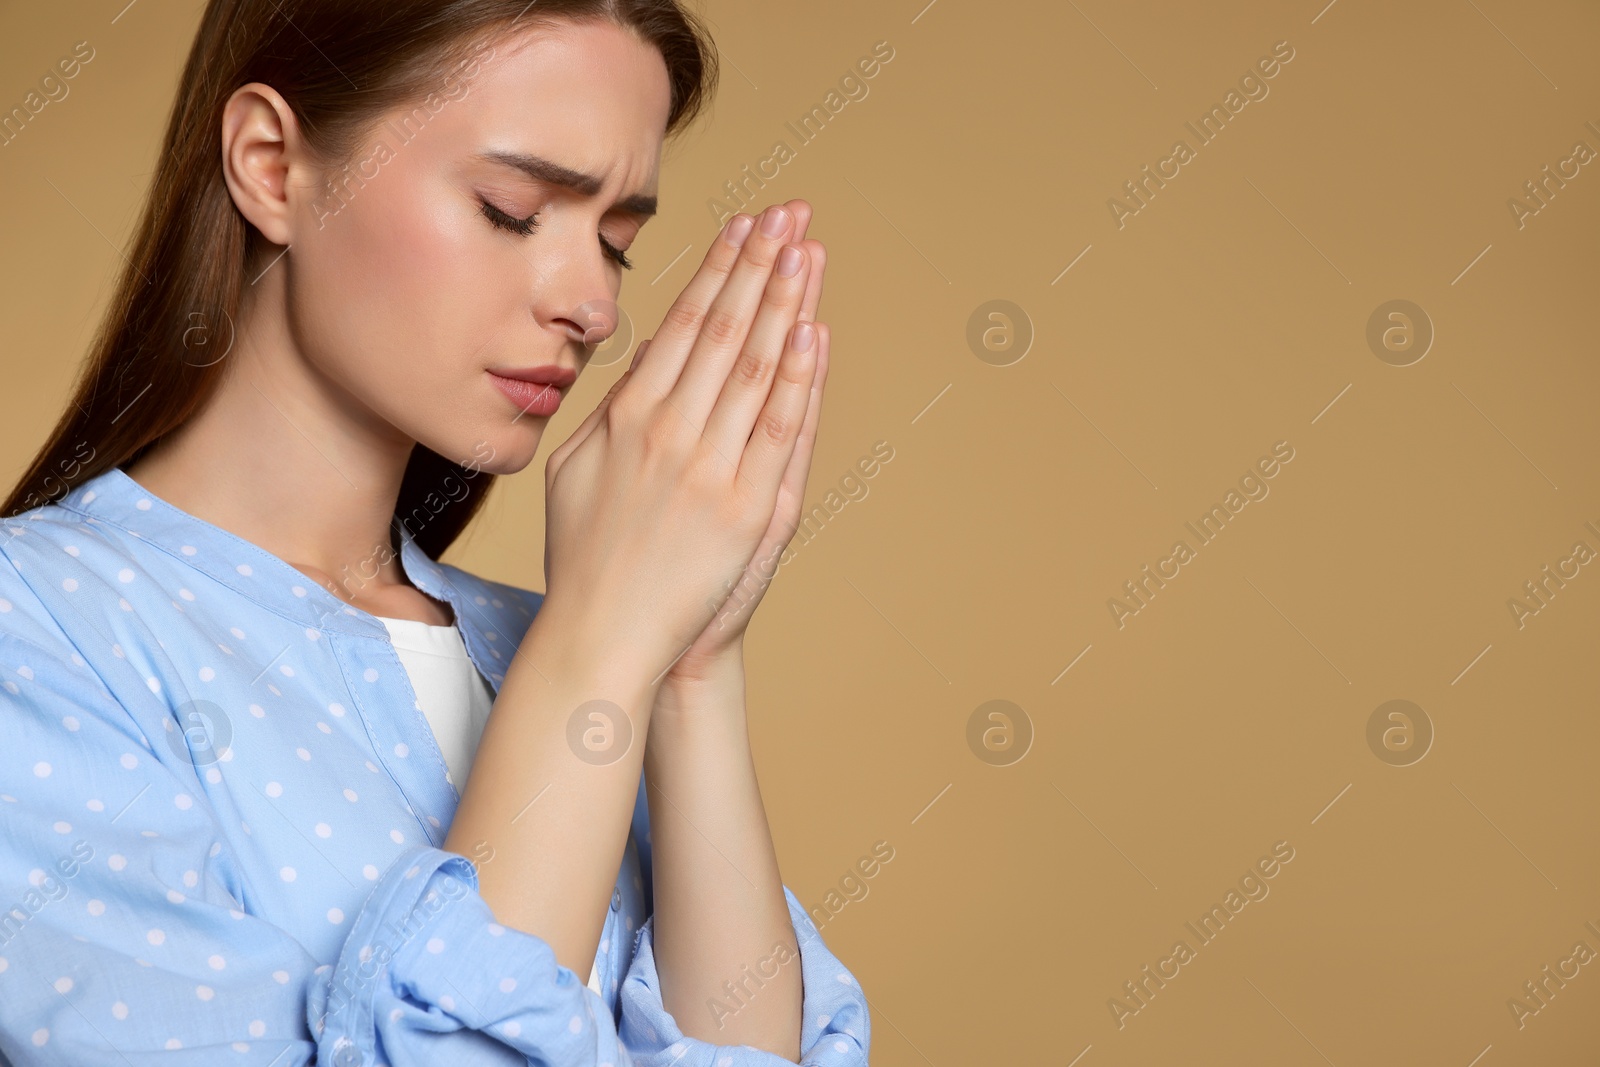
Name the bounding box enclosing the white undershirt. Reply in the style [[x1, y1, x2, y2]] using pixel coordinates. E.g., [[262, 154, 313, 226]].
[[377, 615, 603, 997]]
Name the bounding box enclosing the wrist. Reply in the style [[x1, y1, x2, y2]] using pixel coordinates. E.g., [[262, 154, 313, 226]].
[[519, 593, 667, 695]]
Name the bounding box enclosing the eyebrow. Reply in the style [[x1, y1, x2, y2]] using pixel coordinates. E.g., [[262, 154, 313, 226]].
[[476, 150, 659, 217]]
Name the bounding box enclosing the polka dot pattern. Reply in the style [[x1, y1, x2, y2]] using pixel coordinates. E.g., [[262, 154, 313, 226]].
[[0, 467, 871, 1064]]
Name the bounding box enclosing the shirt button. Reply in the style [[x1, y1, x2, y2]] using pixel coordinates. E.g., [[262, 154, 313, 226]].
[[610, 889, 621, 912]]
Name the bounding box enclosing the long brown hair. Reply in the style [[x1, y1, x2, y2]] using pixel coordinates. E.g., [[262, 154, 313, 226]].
[[4, 0, 717, 560]]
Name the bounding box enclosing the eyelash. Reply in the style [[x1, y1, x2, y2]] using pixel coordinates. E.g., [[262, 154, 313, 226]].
[[478, 198, 633, 270]]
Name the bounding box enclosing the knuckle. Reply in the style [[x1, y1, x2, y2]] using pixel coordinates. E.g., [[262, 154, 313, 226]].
[[663, 301, 705, 337], [729, 346, 775, 390], [700, 305, 744, 347], [756, 408, 793, 446]]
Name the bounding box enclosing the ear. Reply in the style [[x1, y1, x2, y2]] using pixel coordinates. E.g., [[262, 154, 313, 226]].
[[219, 82, 309, 248]]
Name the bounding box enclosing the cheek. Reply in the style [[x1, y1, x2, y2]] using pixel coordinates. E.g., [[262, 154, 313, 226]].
[[290, 162, 519, 413]]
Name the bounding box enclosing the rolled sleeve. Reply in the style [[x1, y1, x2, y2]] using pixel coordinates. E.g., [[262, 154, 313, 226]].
[[617, 885, 871, 1066], [0, 631, 633, 1066], [313, 845, 627, 1067]]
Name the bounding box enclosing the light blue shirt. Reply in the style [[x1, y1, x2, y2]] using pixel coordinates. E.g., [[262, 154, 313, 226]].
[[0, 466, 870, 1065]]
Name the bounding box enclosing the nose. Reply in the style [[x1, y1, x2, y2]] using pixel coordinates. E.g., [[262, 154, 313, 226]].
[[558, 298, 621, 347]]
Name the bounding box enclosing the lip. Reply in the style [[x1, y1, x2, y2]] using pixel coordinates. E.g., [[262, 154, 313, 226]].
[[486, 364, 578, 388], [487, 365, 576, 417]]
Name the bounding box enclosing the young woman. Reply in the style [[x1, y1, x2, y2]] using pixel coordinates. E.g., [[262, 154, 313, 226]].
[[0, 1, 867, 1064]]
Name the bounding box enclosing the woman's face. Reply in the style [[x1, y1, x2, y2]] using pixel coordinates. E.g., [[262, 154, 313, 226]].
[[282, 19, 672, 475]]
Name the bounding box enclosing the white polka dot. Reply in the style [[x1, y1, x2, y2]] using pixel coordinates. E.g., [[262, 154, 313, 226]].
[[390, 829, 404, 844], [53, 977, 73, 993], [208, 955, 226, 970], [249, 704, 265, 718], [279, 665, 295, 677], [62, 716, 79, 731], [145, 678, 160, 695], [487, 923, 505, 936], [327, 908, 344, 924], [362, 864, 379, 880], [120, 753, 138, 770], [272, 971, 289, 984], [181, 545, 197, 555], [62, 578, 78, 592], [504, 1021, 522, 1037], [316, 722, 331, 734], [394, 743, 409, 758], [568, 1015, 582, 1033], [249, 1020, 265, 1038], [31, 1028, 49, 1046], [314, 823, 331, 838], [147, 929, 165, 945], [834, 1039, 849, 1053], [167, 890, 185, 904], [52, 821, 70, 834], [426, 938, 445, 954], [179, 588, 195, 601], [305, 628, 320, 641], [87, 899, 105, 916], [499, 977, 517, 993], [196, 985, 214, 1001], [33, 762, 51, 777], [237, 564, 253, 576], [280, 867, 296, 882], [343, 789, 358, 802], [836, 972, 853, 984], [108, 854, 126, 872], [112, 1001, 128, 1019], [296, 747, 311, 761], [118, 568, 135, 583], [174, 794, 193, 810], [439, 994, 455, 1011], [363, 668, 379, 683], [292, 585, 307, 597], [198, 667, 214, 682], [265, 782, 282, 798], [135, 498, 151, 510]]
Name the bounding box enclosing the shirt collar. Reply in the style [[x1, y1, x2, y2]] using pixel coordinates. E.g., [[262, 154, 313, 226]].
[[56, 465, 466, 639]]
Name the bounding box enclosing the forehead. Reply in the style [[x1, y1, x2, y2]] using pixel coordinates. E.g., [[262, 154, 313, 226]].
[[430, 20, 672, 191]]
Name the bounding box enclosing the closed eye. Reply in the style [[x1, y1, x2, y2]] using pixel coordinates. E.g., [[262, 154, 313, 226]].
[[479, 197, 633, 270]]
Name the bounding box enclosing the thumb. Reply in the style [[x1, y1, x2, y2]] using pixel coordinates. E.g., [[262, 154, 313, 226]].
[[545, 342, 649, 481]]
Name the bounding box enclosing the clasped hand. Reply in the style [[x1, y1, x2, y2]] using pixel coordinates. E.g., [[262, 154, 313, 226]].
[[542, 199, 830, 686]]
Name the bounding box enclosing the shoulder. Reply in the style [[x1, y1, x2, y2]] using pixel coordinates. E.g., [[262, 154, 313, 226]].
[[0, 499, 122, 654]]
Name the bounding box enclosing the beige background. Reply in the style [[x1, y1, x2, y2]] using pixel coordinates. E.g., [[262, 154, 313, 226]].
[[4, 0, 1599, 1063]]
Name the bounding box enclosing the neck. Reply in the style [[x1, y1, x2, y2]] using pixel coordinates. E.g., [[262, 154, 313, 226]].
[[122, 279, 417, 602]]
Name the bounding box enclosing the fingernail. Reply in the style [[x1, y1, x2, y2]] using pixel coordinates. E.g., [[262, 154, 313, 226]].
[[760, 206, 791, 237], [776, 245, 804, 278], [724, 214, 755, 248], [791, 322, 816, 353]]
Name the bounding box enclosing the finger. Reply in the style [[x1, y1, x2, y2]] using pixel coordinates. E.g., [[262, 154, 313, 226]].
[[788, 199, 813, 243], [622, 212, 758, 402], [737, 320, 818, 495], [774, 321, 830, 521], [796, 239, 826, 323], [664, 203, 800, 427], [702, 243, 812, 457]]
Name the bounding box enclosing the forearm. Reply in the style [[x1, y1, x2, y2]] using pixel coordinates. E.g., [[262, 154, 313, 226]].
[[644, 644, 802, 1061], [442, 600, 660, 980]]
